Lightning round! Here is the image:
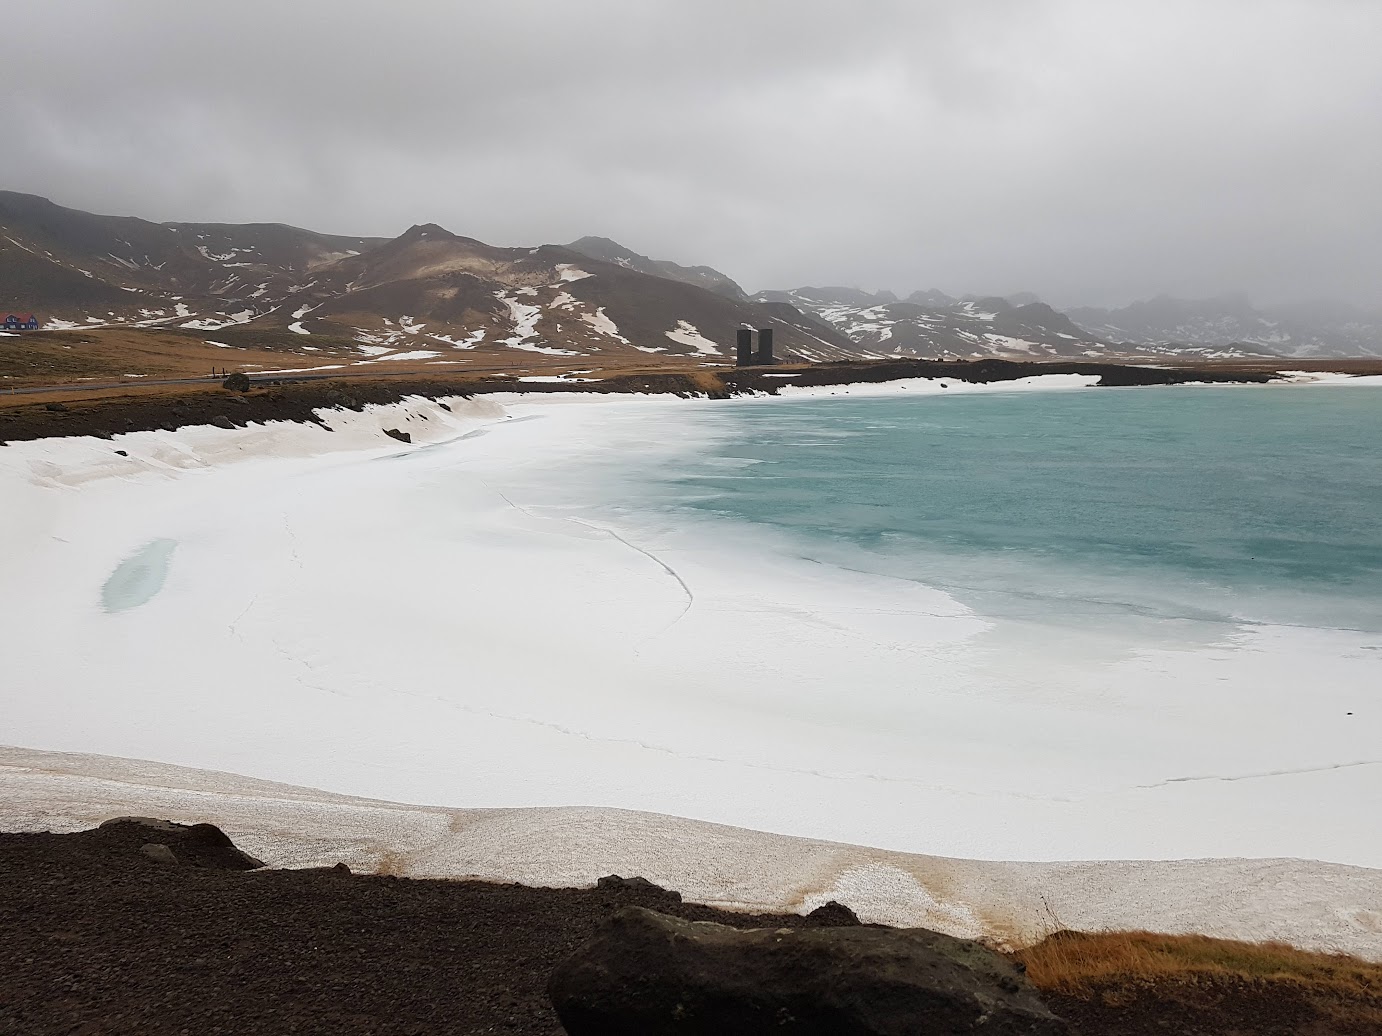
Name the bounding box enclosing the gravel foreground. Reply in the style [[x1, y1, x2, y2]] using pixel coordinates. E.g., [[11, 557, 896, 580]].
[[3, 822, 1380, 1036]]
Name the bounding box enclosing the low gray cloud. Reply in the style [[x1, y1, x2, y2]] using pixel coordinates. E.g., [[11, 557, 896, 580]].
[[3, 0, 1379, 306]]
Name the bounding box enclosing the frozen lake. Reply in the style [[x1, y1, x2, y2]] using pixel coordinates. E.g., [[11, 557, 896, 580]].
[[3, 380, 1379, 865]]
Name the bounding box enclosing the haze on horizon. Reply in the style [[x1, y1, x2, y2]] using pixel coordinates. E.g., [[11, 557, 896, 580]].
[[2, 0, 1379, 310]]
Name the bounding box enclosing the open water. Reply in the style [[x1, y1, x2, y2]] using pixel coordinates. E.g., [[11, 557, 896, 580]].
[[639, 384, 1382, 644]]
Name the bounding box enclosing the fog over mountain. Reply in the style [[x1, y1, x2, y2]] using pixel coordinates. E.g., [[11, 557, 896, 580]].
[[2, 1, 1380, 310]]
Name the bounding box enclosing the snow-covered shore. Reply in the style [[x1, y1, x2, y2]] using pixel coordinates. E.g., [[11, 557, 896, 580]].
[[4, 745, 1380, 961], [2, 381, 1379, 880]]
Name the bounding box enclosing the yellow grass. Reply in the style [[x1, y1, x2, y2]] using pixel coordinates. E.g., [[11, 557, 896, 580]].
[[1015, 929, 1382, 999]]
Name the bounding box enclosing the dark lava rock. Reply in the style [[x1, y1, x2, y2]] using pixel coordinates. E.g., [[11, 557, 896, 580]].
[[140, 843, 179, 865], [383, 427, 412, 443], [221, 371, 252, 392], [297, 861, 355, 875], [596, 875, 682, 902], [210, 415, 236, 430], [804, 900, 861, 927], [549, 906, 1068, 1036], [45, 401, 70, 413], [99, 817, 264, 870]]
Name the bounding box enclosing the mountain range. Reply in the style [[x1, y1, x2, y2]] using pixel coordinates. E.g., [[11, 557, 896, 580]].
[[2, 190, 1378, 363]]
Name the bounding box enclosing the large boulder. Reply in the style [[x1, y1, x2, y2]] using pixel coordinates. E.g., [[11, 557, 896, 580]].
[[804, 900, 861, 927], [140, 842, 179, 865], [98, 817, 265, 871], [549, 906, 1067, 1036]]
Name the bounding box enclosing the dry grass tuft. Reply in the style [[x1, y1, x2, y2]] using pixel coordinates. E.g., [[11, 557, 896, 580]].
[[1015, 929, 1382, 999], [685, 370, 728, 395], [373, 848, 411, 877]]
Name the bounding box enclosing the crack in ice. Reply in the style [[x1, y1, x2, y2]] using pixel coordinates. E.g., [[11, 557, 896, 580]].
[[489, 487, 694, 629], [1135, 759, 1382, 790]]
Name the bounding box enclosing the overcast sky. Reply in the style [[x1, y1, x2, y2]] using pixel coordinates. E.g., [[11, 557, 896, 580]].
[[3, 1, 1379, 308]]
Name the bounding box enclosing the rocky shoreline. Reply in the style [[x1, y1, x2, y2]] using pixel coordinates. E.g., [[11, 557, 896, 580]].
[[0, 357, 1282, 444]]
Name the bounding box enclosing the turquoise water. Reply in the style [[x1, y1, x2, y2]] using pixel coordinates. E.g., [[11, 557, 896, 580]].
[[101, 538, 178, 613], [649, 386, 1382, 637]]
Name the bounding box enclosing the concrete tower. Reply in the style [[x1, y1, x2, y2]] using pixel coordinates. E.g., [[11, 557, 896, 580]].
[[736, 328, 754, 366]]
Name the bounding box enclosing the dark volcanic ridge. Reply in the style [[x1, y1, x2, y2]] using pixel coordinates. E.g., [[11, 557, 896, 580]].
[[0, 358, 1283, 444]]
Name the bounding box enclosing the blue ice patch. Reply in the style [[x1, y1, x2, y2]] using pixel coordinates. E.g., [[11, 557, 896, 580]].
[[101, 538, 178, 613]]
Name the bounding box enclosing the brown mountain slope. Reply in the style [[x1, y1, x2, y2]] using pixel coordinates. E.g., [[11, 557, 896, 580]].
[[1, 194, 853, 364], [280, 224, 856, 361], [0, 190, 385, 327], [565, 235, 750, 301]]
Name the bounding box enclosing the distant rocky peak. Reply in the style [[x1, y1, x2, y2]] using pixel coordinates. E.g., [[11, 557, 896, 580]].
[[565, 236, 748, 301], [567, 235, 634, 260], [967, 296, 1015, 314], [399, 223, 455, 242], [905, 289, 956, 307]]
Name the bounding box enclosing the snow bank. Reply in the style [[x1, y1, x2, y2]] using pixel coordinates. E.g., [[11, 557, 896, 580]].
[[773, 373, 1101, 398], [3, 746, 1379, 960], [1280, 371, 1382, 387]]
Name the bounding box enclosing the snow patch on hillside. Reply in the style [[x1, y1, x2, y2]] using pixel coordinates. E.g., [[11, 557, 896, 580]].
[[430, 329, 486, 349], [360, 350, 440, 363], [664, 320, 720, 355], [496, 291, 578, 355], [582, 307, 630, 344], [181, 310, 255, 331], [556, 264, 593, 283]]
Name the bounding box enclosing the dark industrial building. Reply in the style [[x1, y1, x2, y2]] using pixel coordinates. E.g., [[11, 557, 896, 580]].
[[735, 327, 776, 366]]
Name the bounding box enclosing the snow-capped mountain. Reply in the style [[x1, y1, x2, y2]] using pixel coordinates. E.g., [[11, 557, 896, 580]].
[[752, 287, 1112, 359], [1067, 295, 1382, 358]]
